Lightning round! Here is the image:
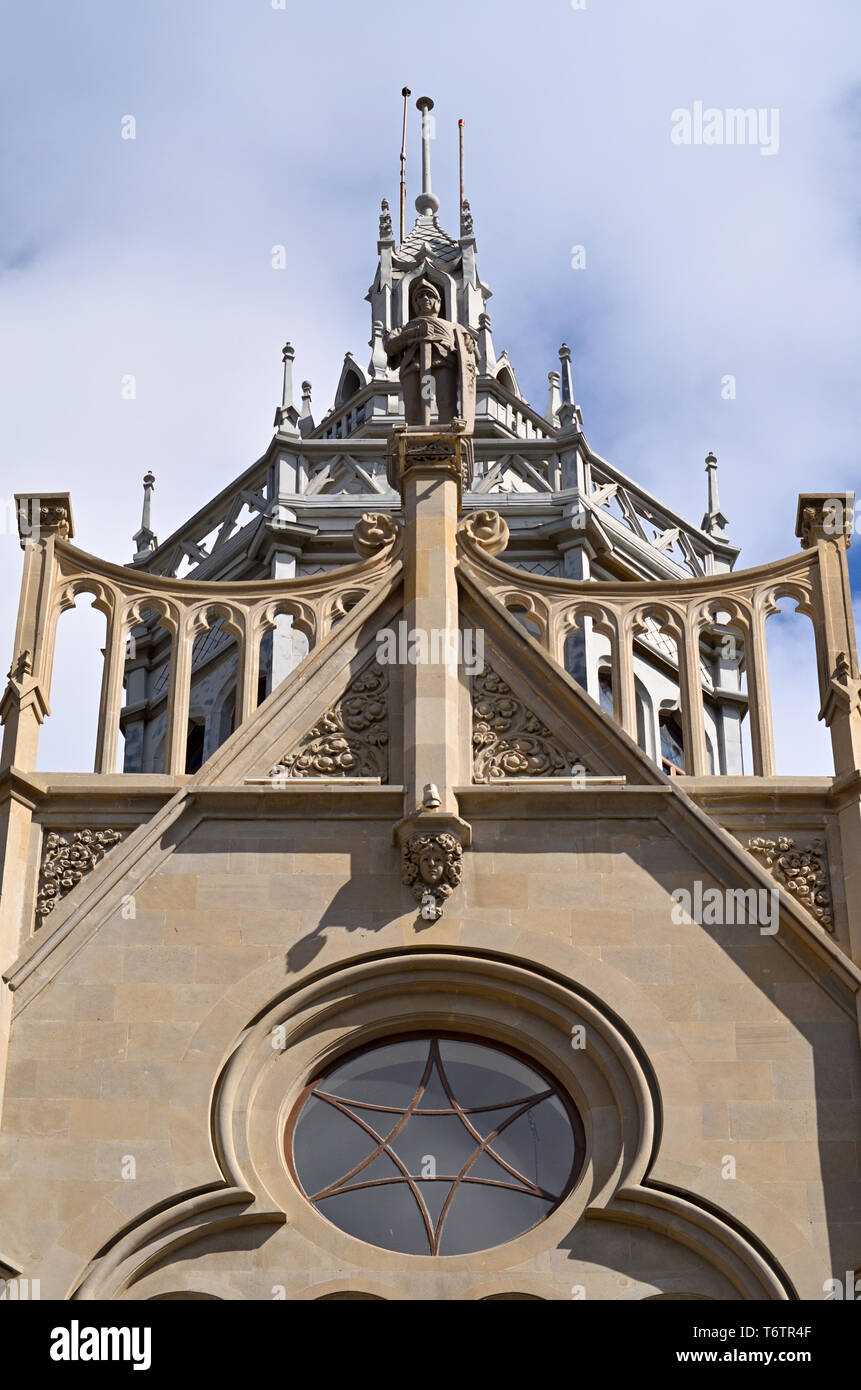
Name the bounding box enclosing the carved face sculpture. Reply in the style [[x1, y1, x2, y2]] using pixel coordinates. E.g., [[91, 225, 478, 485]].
[[418, 845, 447, 886], [411, 281, 441, 319]]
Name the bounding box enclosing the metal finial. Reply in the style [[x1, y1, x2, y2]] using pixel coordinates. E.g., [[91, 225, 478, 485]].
[[415, 96, 439, 216], [399, 88, 411, 243]]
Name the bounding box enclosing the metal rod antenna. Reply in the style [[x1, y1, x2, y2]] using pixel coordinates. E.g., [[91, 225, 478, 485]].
[[399, 87, 411, 244], [458, 118, 465, 210]]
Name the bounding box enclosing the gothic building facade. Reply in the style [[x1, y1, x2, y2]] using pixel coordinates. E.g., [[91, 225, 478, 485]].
[[0, 101, 859, 1301]]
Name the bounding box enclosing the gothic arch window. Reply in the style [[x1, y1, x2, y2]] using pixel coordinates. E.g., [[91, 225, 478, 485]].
[[659, 710, 685, 775], [598, 665, 653, 757], [507, 603, 542, 641], [598, 667, 614, 715], [705, 730, 716, 775], [285, 1034, 584, 1257], [184, 717, 206, 774], [337, 368, 362, 406], [216, 684, 237, 748]]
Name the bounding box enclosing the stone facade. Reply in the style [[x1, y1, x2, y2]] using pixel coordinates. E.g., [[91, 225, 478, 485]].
[[0, 106, 859, 1302]]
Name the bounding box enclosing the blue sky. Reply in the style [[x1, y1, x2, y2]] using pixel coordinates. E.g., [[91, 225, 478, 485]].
[[1, 0, 859, 772]]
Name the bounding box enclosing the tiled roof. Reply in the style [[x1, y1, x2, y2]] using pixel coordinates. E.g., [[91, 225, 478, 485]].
[[397, 213, 461, 265]]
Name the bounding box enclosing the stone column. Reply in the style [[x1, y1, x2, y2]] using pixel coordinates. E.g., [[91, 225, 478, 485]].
[[0, 775, 38, 1114], [796, 492, 861, 964], [265, 515, 315, 693], [678, 614, 708, 776], [94, 603, 128, 774], [796, 494, 861, 774], [0, 494, 73, 1111], [1, 494, 74, 774], [386, 426, 472, 921]]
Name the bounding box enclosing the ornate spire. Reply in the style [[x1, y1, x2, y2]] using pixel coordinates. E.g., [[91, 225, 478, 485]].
[[702, 451, 729, 539], [132, 472, 157, 561], [368, 320, 389, 379], [299, 380, 315, 437], [478, 311, 497, 376], [557, 343, 581, 433], [274, 341, 300, 434], [558, 343, 574, 404], [414, 96, 440, 215], [545, 370, 562, 423]]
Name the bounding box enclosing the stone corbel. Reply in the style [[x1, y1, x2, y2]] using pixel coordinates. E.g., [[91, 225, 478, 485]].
[[397, 814, 469, 922]]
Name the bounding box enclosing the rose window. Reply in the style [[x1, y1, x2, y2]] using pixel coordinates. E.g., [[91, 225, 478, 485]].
[[286, 1035, 582, 1256]]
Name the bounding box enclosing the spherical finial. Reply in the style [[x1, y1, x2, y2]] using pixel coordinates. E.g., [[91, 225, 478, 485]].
[[143, 471, 155, 486], [416, 95, 434, 113]]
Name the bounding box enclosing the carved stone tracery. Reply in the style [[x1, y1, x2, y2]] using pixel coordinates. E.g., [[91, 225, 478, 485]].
[[747, 835, 834, 932], [36, 828, 124, 928], [268, 661, 389, 780], [472, 666, 590, 782]]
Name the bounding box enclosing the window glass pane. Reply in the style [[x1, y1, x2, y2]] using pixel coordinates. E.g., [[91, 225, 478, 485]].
[[439, 1186, 553, 1256], [437, 1039, 545, 1107], [288, 1036, 582, 1255], [292, 1098, 379, 1194], [318, 1183, 427, 1255]]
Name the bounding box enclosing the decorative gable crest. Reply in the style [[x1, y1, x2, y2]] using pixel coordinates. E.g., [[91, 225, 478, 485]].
[[267, 661, 389, 781], [37, 828, 124, 928], [747, 835, 834, 932], [472, 666, 591, 783]]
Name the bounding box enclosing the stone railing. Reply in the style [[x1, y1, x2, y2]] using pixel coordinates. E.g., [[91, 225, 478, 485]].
[[3, 488, 859, 790], [139, 434, 733, 583], [458, 492, 861, 782], [0, 501, 401, 777]]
